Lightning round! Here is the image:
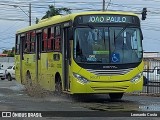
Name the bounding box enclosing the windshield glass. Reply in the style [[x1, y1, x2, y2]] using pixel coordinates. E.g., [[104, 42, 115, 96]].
[[74, 27, 142, 64], [7, 66, 13, 69]]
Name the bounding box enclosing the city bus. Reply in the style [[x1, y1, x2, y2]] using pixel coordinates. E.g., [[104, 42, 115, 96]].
[[15, 11, 144, 100]]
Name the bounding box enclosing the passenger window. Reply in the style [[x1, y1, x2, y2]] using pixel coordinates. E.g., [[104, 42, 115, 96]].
[[26, 32, 31, 53], [54, 26, 61, 51], [48, 27, 53, 51], [56, 26, 60, 36], [42, 29, 48, 52], [31, 32, 35, 52], [15, 35, 20, 54]]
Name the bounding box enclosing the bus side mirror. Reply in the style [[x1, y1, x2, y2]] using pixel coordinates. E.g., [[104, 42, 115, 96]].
[[141, 33, 143, 40], [140, 29, 143, 40]]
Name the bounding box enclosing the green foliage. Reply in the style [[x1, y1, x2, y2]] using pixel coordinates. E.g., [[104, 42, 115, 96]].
[[42, 5, 71, 19], [2, 50, 8, 54], [36, 17, 39, 24], [8, 52, 14, 57], [2, 47, 15, 57]]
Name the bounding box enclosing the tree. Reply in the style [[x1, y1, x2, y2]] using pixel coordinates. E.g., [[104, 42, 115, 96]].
[[2, 47, 15, 57], [7, 51, 14, 57], [2, 50, 8, 54], [36, 17, 39, 24], [42, 5, 71, 19]]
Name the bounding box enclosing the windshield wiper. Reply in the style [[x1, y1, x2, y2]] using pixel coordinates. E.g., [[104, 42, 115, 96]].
[[87, 23, 95, 29], [114, 24, 130, 40]]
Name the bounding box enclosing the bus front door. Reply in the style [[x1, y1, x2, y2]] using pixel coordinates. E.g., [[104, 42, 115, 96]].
[[35, 32, 42, 82], [62, 28, 70, 91], [20, 35, 25, 84]]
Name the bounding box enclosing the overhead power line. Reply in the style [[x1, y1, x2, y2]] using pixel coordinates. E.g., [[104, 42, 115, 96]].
[[0, 3, 28, 7], [0, 18, 26, 21]]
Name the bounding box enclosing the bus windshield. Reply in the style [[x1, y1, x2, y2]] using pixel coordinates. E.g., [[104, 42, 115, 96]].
[[74, 26, 143, 64]]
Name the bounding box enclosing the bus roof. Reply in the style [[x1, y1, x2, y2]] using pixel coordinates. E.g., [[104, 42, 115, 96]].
[[16, 11, 139, 34]]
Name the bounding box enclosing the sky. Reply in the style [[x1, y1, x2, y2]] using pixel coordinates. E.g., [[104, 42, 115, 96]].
[[0, 0, 160, 53]]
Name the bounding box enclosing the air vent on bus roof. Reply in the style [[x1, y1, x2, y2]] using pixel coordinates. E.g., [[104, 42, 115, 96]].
[[38, 15, 62, 23]]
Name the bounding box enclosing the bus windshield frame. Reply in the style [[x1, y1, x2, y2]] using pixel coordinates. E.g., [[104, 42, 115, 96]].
[[73, 15, 143, 65]]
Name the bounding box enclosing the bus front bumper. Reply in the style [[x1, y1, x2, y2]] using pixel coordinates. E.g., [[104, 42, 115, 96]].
[[70, 76, 143, 94]]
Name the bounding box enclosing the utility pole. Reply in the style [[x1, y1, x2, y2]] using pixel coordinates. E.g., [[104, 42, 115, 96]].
[[13, 3, 31, 26], [29, 3, 31, 26], [106, 0, 111, 10], [103, 0, 105, 11], [54, 0, 55, 7]]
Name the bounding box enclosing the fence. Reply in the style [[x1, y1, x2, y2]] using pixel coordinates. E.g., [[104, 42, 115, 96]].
[[141, 58, 160, 94]]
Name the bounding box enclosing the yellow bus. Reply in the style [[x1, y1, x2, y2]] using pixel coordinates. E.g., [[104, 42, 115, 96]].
[[15, 11, 144, 100]]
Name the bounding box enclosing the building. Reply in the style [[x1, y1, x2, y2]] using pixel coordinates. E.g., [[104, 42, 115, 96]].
[[0, 57, 14, 70], [0, 54, 8, 57], [143, 52, 160, 70]]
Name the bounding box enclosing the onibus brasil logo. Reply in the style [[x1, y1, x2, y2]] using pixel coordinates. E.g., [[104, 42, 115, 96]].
[[1, 112, 42, 118]]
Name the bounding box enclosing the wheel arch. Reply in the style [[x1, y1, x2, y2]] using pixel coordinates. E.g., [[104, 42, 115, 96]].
[[55, 72, 61, 83], [55, 72, 63, 90], [26, 70, 31, 78]]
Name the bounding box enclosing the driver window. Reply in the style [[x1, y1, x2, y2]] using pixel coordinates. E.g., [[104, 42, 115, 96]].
[[132, 31, 138, 49]]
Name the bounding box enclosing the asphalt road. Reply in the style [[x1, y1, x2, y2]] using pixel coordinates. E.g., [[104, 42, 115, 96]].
[[0, 79, 160, 120]]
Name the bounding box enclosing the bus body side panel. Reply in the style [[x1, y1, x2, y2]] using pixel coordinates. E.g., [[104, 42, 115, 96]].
[[54, 53, 63, 90], [39, 52, 62, 91], [22, 54, 36, 83], [40, 53, 51, 90], [15, 55, 21, 83], [47, 52, 55, 91]]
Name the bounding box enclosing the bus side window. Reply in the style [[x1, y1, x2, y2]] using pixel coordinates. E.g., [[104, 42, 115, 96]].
[[48, 27, 54, 51], [54, 26, 61, 51], [24, 43, 27, 53], [31, 31, 36, 53], [15, 35, 20, 54], [42, 28, 48, 52], [26, 32, 31, 53], [51, 27, 55, 50], [24, 33, 28, 53]]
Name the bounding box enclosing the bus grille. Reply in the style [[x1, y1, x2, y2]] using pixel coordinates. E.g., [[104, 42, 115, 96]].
[[92, 86, 129, 92], [86, 68, 133, 76]]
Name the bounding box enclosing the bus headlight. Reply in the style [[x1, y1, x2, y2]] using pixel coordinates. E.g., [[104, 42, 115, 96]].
[[131, 72, 142, 83], [73, 73, 89, 84]]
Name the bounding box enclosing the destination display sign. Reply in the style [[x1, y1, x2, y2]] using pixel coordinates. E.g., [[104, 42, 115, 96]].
[[75, 15, 140, 25]]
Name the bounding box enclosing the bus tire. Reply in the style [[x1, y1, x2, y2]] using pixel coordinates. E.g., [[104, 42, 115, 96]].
[[109, 93, 123, 100], [26, 71, 32, 86], [7, 74, 12, 81], [55, 76, 62, 95]]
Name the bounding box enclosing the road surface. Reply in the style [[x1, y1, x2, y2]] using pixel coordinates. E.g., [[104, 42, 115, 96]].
[[0, 80, 160, 119]]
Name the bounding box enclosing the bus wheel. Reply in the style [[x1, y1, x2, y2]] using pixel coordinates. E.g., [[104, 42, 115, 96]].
[[55, 77, 62, 95], [26, 72, 32, 86], [7, 74, 12, 81], [109, 93, 124, 100]]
